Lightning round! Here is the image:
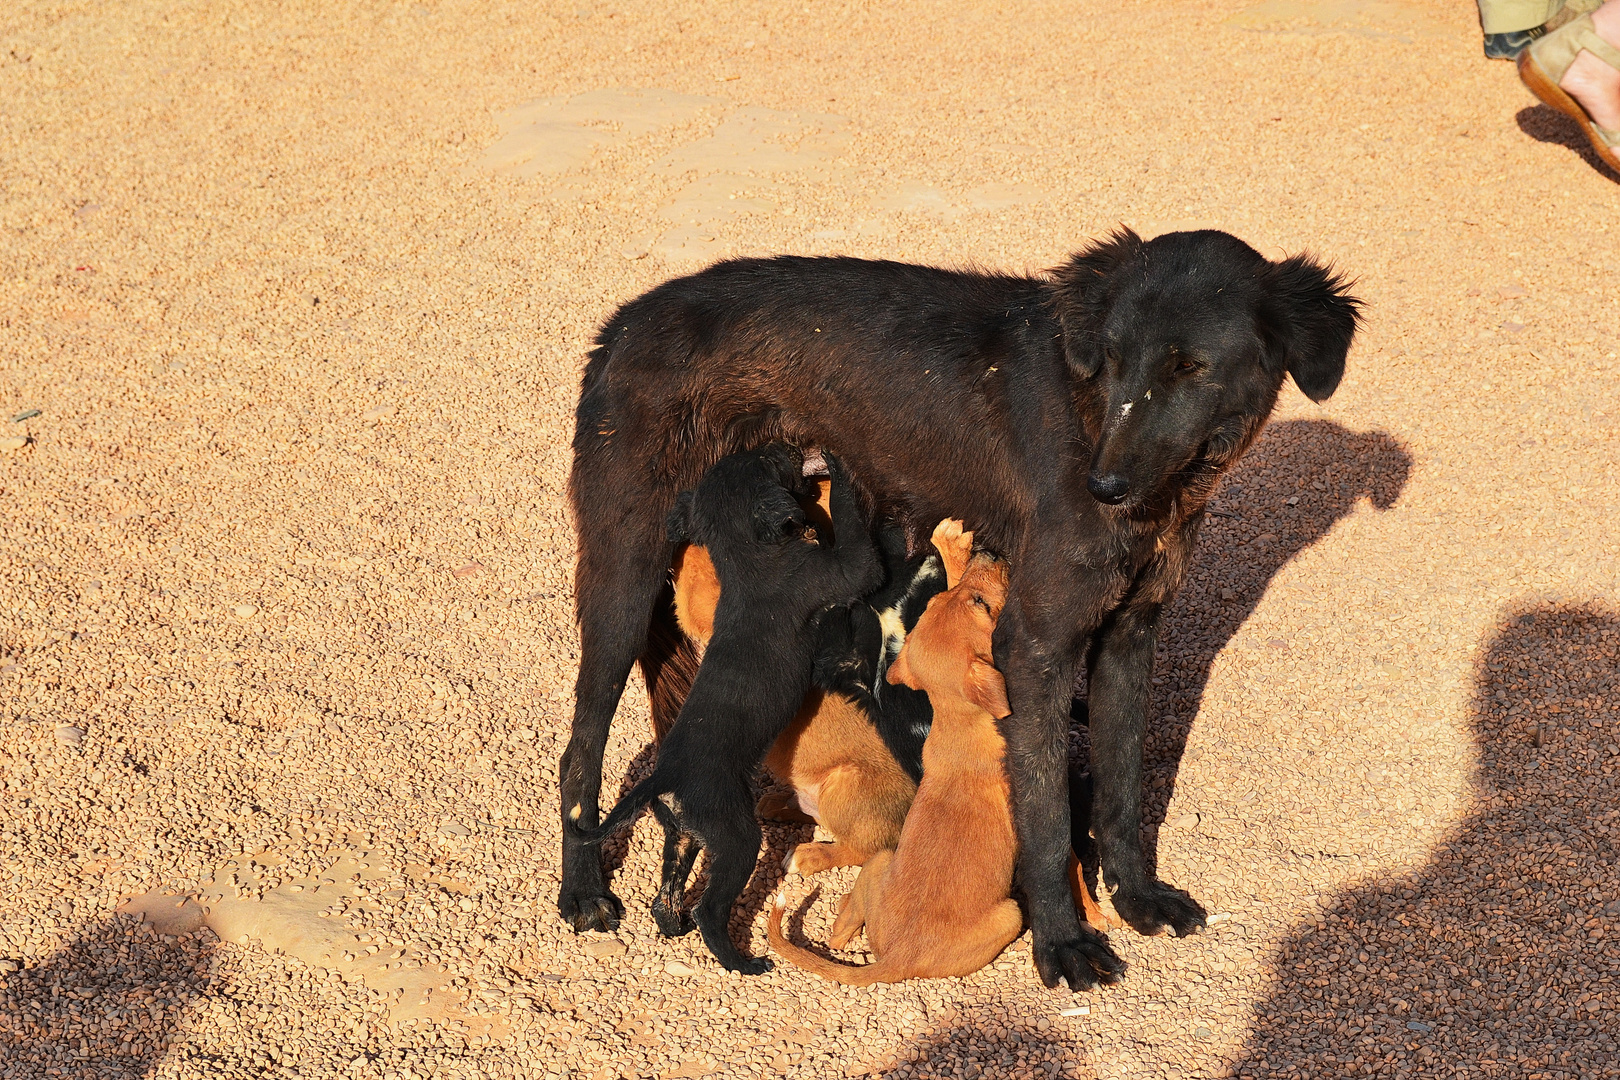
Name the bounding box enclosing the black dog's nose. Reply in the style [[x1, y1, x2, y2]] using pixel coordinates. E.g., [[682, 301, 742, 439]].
[[1087, 473, 1130, 505]]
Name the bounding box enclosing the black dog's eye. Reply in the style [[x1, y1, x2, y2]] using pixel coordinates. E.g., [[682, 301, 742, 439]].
[[1176, 359, 1197, 372]]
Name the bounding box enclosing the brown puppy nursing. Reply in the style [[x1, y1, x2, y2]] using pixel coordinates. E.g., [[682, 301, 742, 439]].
[[767, 520, 1018, 983], [768, 521, 1109, 984]]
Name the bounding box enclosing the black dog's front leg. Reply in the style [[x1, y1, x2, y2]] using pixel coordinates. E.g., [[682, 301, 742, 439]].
[[996, 595, 1126, 991], [1087, 602, 1206, 938]]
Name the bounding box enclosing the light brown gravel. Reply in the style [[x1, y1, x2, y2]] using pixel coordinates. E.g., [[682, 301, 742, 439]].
[[2, 0, 1617, 1078]]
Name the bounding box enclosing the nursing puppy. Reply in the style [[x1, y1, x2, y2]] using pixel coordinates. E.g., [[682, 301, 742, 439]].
[[583, 443, 880, 972], [667, 517, 942, 892], [767, 522, 1025, 983]]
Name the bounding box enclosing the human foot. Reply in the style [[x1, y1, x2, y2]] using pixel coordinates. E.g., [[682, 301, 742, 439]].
[[1519, 5, 1620, 172], [1560, 2, 1620, 130]]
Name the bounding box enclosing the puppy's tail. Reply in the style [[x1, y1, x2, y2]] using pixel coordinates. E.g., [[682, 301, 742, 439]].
[[576, 774, 665, 845], [766, 892, 904, 986]]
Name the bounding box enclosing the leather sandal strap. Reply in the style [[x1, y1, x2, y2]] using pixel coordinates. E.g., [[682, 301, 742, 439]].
[[1532, 12, 1620, 80]]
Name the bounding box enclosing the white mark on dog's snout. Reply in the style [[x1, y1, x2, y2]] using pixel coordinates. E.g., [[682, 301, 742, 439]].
[[1108, 399, 1135, 433]]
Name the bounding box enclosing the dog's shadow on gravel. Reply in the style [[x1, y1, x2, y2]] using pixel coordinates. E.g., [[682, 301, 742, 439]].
[[1127, 419, 1412, 865], [0, 915, 218, 1077], [1232, 603, 1620, 1077], [1515, 105, 1620, 182]]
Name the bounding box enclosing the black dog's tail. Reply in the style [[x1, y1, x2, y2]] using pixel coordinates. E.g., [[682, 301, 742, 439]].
[[577, 773, 667, 845]]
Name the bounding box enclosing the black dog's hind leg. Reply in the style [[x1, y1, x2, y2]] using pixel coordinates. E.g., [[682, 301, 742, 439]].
[[558, 509, 671, 933], [1087, 601, 1207, 938], [650, 800, 700, 937], [690, 808, 771, 974]]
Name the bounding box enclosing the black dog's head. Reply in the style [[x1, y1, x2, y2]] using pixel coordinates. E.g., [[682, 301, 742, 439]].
[[1050, 228, 1362, 511], [666, 442, 818, 552]]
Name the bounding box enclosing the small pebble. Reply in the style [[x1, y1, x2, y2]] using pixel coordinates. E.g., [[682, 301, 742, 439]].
[[581, 938, 629, 960]]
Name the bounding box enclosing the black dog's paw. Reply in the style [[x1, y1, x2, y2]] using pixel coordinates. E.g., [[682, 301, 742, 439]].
[[1032, 928, 1126, 991], [724, 955, 774, 976], [558, 887, 624, 933], [1112, 880, 1206, 938], [651, 900, 695, 938]]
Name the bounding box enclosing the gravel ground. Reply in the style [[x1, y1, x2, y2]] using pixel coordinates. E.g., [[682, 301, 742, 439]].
[[2, 1, 1617, 1078]]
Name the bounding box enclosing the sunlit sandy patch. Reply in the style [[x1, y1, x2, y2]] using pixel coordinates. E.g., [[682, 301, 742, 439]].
[[480, 88, 719, 178], [1224, 0, 1448, 40], [119, 848, 505, 1039]]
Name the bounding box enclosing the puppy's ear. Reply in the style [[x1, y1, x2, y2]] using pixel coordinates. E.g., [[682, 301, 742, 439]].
[[1256, 254, 1363, 403], [665, 490, 696, 544], [965, 658, 1012, 719], [886, 642, 919, 690], [751, 486, 806, 544], [1049, 227, 1142, 378]]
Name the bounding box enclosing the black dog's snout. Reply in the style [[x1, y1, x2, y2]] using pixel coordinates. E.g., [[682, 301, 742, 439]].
[[1086, 473, 1131, 505]]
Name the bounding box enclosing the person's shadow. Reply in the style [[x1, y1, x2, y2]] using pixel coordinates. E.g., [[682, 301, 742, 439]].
[[1233, 602, 1620, 1075], [1515, 105, 1620, 181], [866, 998, 1092, 1079], [1113, 418, 1413, 868], [0, 915, 218, 1076]]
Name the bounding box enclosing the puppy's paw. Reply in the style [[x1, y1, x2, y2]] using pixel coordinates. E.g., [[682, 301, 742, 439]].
[[1032, 929, 1126, 991], [558, 889, 624, 934], [783, 843, 823, 876], [726, 955, 774, 976], [1112, 879, 1207, 938], [929, 519, 973, 586], [651, 899, 695, 938]]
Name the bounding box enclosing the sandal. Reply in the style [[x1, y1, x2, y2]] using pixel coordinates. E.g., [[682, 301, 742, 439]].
[[1518, 11, 1620, 173]]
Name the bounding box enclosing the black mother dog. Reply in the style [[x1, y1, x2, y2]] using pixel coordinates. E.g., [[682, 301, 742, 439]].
[[560, 228, 1361, 989]]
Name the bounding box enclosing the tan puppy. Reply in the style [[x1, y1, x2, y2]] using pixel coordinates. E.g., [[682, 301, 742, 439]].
[[670, 479, 918, 875], [766, 521, 1027, 984]]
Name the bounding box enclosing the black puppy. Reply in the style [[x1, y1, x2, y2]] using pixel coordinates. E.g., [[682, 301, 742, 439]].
[[561, 228, 1360, 990], [582, 443, 881, 973]]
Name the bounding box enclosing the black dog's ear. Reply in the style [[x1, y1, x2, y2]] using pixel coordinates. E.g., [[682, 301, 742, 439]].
[[1257, 254, 1364, 403], [1049, 227, 1142, 378], [751, 486, 806, 544], [665, 490, 696, 544]]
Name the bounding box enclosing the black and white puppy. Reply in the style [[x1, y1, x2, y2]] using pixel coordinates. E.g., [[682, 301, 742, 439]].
[[810, 526, 945, 782], [583, 442, 881, 973]]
